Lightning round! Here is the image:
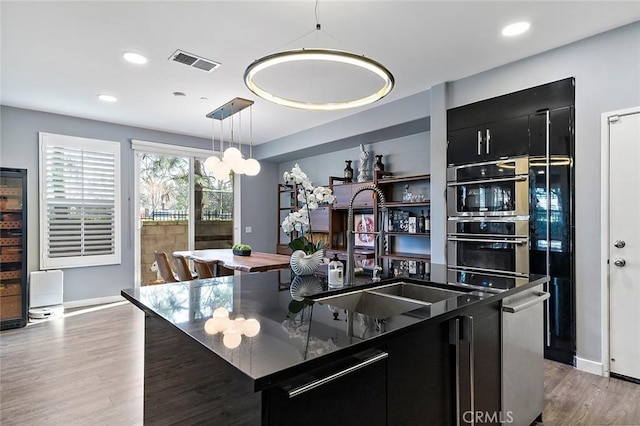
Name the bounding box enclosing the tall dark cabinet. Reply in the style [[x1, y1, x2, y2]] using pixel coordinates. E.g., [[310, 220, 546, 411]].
[[529, 106, 575, 364], [447, 78, 575, 365], [0, 167, 28, 330]]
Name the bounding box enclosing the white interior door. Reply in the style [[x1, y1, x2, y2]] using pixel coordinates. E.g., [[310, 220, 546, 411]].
[[609, 110, 640, 380]]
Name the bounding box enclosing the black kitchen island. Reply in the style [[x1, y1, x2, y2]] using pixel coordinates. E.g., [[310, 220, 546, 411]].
[[122, 265, 548, 425]]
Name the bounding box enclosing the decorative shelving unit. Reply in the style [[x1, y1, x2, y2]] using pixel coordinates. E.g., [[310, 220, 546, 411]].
[[276, 183, 297, 255], [0, 167, 28, 330], [374, 173, 431, 279]]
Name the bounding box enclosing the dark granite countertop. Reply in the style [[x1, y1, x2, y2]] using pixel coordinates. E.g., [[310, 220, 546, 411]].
[[121, 264, 547, 391]]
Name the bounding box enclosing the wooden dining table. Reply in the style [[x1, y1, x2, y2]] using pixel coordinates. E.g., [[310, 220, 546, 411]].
[[172, 249, 291, 273]]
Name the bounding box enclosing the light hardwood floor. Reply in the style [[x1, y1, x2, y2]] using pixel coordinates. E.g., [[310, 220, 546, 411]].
[[1, 302, 639, 425]]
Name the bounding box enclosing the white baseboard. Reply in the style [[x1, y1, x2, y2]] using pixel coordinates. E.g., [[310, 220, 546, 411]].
[[63, 295, 125, 309], [575, 356, 604, 376]]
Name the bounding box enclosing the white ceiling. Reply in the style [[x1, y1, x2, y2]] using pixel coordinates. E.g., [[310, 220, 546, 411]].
[[2, 1, 639, 145]]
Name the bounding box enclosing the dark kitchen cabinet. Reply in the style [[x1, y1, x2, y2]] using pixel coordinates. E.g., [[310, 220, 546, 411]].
[[264, 349, 387, 426], [529, 106, 573, 157], [387, 319, 453, 425], [387, 298, 501, 426], [447, 114, 530, 166]]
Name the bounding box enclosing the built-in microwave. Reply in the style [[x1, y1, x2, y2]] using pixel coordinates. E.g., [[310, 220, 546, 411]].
[[446, 157, 529, 217], [447, 218, 530, 278]]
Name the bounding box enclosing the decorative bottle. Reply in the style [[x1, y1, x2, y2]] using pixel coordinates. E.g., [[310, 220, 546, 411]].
[[418, 210, 426, 233], [344, 160, 354, 183], [425, 209, 430, 232], [328, 254, 344, 288], [373, 155, 384, 172]]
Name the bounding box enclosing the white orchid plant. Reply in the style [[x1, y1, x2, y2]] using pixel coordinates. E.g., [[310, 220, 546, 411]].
[[281, 164, 335, 255]]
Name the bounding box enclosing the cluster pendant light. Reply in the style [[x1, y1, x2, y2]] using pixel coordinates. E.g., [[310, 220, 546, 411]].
[[203, 98, 260, 180]]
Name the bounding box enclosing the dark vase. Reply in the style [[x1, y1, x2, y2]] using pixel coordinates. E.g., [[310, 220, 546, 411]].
[[344, 160, 354, 182], [374, 155, 385, 172]]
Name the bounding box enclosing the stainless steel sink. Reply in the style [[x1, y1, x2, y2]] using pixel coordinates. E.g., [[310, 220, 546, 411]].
[[367, 282, 464, 304], [315, 290, 429, 318]]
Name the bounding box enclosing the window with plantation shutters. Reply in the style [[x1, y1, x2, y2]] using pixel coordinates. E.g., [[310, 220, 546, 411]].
[[39, 133, 121, 269]]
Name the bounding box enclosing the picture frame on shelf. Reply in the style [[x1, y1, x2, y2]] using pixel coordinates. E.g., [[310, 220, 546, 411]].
[[354, 213, 375, 248]]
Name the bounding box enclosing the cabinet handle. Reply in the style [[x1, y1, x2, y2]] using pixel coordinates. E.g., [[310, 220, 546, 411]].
[[449, 318, 461, 426], [502, 291, 550, 313], [464, 316, 475, 425], [477, 131, 482, 156], [287, 351, 388, 398], [486, 129, 491, 154], [446, 175, 527, 186]]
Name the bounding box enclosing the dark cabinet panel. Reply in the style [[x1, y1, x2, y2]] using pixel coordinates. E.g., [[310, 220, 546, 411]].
[[387, 321, 452, 425], [265, 349, 387, 426], [447, 115, 529, 166], [484, 115, 530, 161], [447, 77, 574, 132], [447, 125, 485, 166], [529, 107, 573, 157]]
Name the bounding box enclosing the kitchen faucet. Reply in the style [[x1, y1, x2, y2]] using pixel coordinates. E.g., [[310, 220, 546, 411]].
[[346, 185, 386, 286]]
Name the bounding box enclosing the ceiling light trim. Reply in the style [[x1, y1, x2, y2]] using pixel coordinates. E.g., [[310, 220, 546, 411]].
[[244, 48, 395, 111], [97, 94, 117, 102], [122, 51, 148, 65], [502, 21, 531, 37]]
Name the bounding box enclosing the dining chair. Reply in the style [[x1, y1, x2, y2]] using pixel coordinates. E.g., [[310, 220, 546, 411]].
[[153, 251, 179, 283], [173, 254, 197, 281], [192, 259, 215, 279]]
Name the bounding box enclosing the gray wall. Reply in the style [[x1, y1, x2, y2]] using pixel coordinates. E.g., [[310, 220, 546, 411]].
[[277, 132, 430, 185], [238, 162, 279, 253], [0, 106, 275, 301]]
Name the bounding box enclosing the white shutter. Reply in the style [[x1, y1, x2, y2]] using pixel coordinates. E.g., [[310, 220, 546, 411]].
[[40, 133, 121, 269]]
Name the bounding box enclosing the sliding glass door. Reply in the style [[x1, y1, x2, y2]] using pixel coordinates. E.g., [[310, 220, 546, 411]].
[[133, 141, 234, 286]]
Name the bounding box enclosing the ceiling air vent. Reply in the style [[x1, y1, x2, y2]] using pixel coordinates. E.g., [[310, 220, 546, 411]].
[[169, 49, 221, 72]]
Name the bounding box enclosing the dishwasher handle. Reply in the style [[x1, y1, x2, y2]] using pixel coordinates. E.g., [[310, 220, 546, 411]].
[[502, 291, 550, 313], [287, 351, 388, 398]]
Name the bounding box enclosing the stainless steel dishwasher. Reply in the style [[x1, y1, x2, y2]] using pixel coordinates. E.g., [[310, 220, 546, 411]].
[[501, 284, 550, 426]]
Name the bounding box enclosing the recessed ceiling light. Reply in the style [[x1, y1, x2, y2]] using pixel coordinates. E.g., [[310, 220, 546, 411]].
[[122, 51, 148, 64], [97, 94, 117, 102], [502, 21, 530, 37]]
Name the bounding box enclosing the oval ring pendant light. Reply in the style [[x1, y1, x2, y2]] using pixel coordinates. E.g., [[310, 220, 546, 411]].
[[244, 48, 394, 111]]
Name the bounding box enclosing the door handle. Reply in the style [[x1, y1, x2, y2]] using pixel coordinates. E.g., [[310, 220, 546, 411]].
[[463, 316, 475, 425], [449, 318, 461, 426], [613, 258, 626, 267], [477, 131, 482, 156]]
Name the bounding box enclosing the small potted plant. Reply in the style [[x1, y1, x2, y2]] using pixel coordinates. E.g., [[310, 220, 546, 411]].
[[232, 243, 252, 256]]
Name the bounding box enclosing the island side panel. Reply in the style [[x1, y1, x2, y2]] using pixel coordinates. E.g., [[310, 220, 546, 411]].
[[144, 315, 261, 425]]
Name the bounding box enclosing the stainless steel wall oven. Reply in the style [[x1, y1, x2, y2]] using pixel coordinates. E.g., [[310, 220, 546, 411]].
[[447, 218, 529, 292], [446, 157, 529, 217]]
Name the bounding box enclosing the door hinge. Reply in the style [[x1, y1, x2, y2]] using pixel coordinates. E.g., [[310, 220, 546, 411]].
[[609, 115, 620, 124]]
